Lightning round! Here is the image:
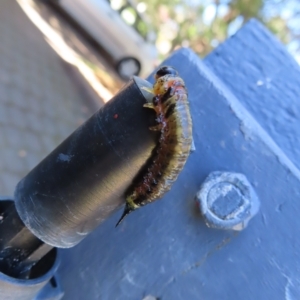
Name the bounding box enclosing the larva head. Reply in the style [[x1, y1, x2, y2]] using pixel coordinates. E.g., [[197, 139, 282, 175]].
[[155, 66, 178, 80], [153, 66, 185, 96]]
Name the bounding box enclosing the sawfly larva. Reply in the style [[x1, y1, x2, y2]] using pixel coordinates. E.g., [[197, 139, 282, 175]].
[[116, 66, 193, 226]]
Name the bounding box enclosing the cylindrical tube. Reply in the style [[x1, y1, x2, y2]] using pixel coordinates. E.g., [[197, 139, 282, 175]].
[[0, 249, 60, 300], [0, 199, 53, 279], [14, 77, 156, 248]]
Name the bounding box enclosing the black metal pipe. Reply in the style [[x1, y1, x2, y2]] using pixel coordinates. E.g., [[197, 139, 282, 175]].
[[14, 76, 156, 248]]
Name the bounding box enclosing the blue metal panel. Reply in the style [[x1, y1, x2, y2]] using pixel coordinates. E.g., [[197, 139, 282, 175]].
[[57, 23, 300, 299], [204, 19, 300, 170]]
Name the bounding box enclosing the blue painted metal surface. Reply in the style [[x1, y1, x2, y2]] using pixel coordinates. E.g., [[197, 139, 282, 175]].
[[204, 19, 300, 170], [56, 21, 300, 299]]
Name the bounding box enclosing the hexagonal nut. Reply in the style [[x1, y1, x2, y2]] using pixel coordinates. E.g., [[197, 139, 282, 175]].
[[196, 172, 260, 231]]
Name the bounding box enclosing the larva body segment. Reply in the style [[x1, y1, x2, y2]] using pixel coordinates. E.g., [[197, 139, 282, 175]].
[[116, 66, 193, 226]]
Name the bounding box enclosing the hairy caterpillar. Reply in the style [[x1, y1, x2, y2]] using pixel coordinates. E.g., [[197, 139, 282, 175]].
[[116, 66, 193, 226]]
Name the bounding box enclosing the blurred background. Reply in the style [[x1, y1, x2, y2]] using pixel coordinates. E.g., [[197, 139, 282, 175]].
[[0, 0, 299, 195], [19, 0, 300, 83], [137, 0, 300, 62]]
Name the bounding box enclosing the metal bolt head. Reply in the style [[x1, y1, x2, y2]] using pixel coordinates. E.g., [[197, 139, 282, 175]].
[[196, 172, 260, 231], [142, 296, 157, 300]]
